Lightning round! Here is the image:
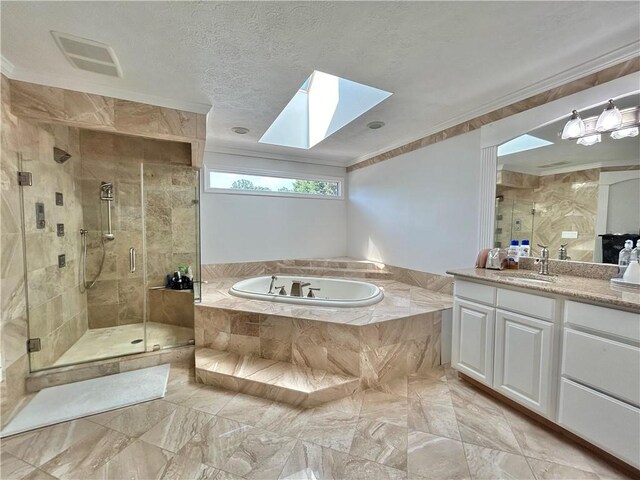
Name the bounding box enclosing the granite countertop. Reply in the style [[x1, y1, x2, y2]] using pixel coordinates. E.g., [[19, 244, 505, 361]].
[[447, 268, 640, 312], [199, 277, 453, 326]]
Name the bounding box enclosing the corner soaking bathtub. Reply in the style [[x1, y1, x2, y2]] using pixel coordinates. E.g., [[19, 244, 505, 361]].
[[229, 275, 384, 307]]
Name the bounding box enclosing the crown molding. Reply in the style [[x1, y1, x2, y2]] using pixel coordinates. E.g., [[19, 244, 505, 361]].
[[348, 42, 640, 167], [501, 158, 640, 177], [1, 56, 211, 114]]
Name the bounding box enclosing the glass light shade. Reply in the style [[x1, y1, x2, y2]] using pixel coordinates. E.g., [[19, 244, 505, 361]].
[[610, 127, 639, 139], [595, 100, 623, 132], [576, 134, 601, 146], [561, 111, 585, 139]]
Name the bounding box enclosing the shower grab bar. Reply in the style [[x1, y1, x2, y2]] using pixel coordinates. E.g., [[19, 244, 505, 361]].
[[129, 247, 136, 273]]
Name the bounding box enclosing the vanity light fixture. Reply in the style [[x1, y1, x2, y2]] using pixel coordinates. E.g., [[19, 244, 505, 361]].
[[231, 127, 249, 134], [560, 110, 585, 139], [595, 99, 623, 132], [610, 126, 638, 139], [576, 133, 601, 146]]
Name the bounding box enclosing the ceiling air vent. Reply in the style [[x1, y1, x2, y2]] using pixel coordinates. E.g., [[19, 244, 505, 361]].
[[51, 31, 122, 77], [536, 161, 571, 169]]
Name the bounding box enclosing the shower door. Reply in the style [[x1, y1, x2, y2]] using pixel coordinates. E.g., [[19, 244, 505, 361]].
[[22, 138, 147, 371]]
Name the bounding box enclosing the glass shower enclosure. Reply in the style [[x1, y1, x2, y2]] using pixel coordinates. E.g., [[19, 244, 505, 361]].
[[20, 131, 199, 372]]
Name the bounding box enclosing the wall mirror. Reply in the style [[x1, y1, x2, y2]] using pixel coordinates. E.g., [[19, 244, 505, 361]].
[[495, 92, 639, 264]]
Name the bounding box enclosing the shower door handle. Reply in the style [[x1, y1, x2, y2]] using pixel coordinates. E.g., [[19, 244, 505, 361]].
[[129, 247, 136, 273]]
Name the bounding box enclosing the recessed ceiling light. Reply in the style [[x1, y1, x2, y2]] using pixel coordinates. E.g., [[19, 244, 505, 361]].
[[367, 121, 385, 130], [260, 70, 392, 150], [231, 127, 249, 134]]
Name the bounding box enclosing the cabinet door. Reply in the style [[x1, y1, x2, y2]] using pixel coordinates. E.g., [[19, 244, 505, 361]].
[[452, 298, 495, 386], [494, 309, 554, 416]]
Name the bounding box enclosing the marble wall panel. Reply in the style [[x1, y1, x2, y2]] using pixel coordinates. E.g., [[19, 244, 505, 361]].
[[79, 130, 197, 329], [148, 289, 194, 328], [498, 168, 600, 261]]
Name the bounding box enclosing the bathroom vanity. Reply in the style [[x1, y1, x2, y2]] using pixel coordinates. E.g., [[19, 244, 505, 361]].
[[448, 269, 640, 470]]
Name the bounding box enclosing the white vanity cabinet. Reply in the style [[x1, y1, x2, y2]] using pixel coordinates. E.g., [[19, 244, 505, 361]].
[[452, 276, 640, 469], [559, 301, 640, 468], [452, 280, 557, 417]]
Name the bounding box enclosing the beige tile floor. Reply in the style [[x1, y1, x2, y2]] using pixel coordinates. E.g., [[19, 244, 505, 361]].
[[1, 365, 634, 480], [53, 322, 194, 367]]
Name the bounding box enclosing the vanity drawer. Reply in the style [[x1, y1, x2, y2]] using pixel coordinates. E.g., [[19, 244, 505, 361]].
[[497, 288, 555, 321], [454, 280, 496, 306], [558, 378, 640, 468], [562, 328, 640, 406], [564, 301, 640, 343]]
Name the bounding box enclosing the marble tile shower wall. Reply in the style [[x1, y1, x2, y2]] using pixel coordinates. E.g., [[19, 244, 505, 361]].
[[1, 74, 30, 426], [497, 169, 599, 262], [79, 130, 197, 329]]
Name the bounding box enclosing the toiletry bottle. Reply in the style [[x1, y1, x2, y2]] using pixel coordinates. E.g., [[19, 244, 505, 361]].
[[520, 240, 531, 257], [507, 240, 520, 269], [618, 240, 633, 266], [631, 240, 640, 262]]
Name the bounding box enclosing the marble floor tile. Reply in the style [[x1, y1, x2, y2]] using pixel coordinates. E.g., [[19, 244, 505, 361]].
[[256, 402, 314, 438], [39, 425, 131, 480], [359, 390, 408, 428], [2, 419, 101, 467], [19, 470, 58, 480], [0, 450, 36, 479], [525, 458, 600, 480], [407, 431, 470, 480], [222, 428, 297, 479], [349, 419, 407, 470], [503, 408, 600, 473], [103, 399, 177, 437], [180, 386, 237, 415], [299, 408, 359, 453], [102, 439, 173, 480], [278, 440, 348, 480], [216, 392, 275, 426], [177, 416, 253, 469], [450, 385, 521, 454], [340, 456, 407, 480], [157, 453, 219, 480], [140, 404, 214, 453], [408, 393, 460, 441], [463, 443, 535, 480]]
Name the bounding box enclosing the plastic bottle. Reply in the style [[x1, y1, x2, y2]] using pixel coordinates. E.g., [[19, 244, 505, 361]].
[[520, 240, 531, 257], [507, 240, 520, 269], [631, 240, 640, 263], [618, 240, 634, 266], [623, 257, 640, 284]]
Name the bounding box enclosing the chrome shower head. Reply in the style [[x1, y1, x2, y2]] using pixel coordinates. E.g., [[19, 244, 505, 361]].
[[53, 147, 71, 164]]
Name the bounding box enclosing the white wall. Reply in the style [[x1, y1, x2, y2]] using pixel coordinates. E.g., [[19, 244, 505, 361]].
[[200, 152, 348, 264], [347, 130, 482, 275], [607, 178, 640, 234]]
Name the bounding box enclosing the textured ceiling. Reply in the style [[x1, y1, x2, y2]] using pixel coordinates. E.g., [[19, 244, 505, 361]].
[[499, 93, 640, 174], [1, 1, 639, 166]]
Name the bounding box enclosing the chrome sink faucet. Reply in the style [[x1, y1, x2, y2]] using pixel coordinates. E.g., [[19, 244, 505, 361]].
[[290, 280, 311, 297], [536, 244, 550, 275]]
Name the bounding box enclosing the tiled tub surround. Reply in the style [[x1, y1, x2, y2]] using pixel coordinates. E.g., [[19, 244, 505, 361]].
[[195, 277, 452, 404], [202, 257, 454, 295]]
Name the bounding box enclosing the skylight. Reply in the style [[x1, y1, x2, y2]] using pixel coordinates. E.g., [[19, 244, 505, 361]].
[[497, 134, 554, 157], [260, 71, 392, 150]]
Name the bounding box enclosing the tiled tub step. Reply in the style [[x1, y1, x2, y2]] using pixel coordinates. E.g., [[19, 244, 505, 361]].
[[195, 347, 359, 407]]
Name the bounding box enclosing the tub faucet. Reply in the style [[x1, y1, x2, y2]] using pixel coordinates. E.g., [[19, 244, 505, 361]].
[[268, 275, 278, 294], [290, 280, 311, 297], [536, 244, 550, 275]]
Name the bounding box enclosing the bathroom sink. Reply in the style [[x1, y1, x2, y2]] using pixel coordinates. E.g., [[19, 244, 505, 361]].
[[499, 272, 557, 284]]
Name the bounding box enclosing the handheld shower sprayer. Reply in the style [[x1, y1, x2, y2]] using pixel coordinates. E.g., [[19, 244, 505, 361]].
[[100, 182, 115, 240]]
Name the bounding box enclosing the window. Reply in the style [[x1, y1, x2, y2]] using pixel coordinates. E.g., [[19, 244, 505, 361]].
[[205, 167, 343, 199]]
